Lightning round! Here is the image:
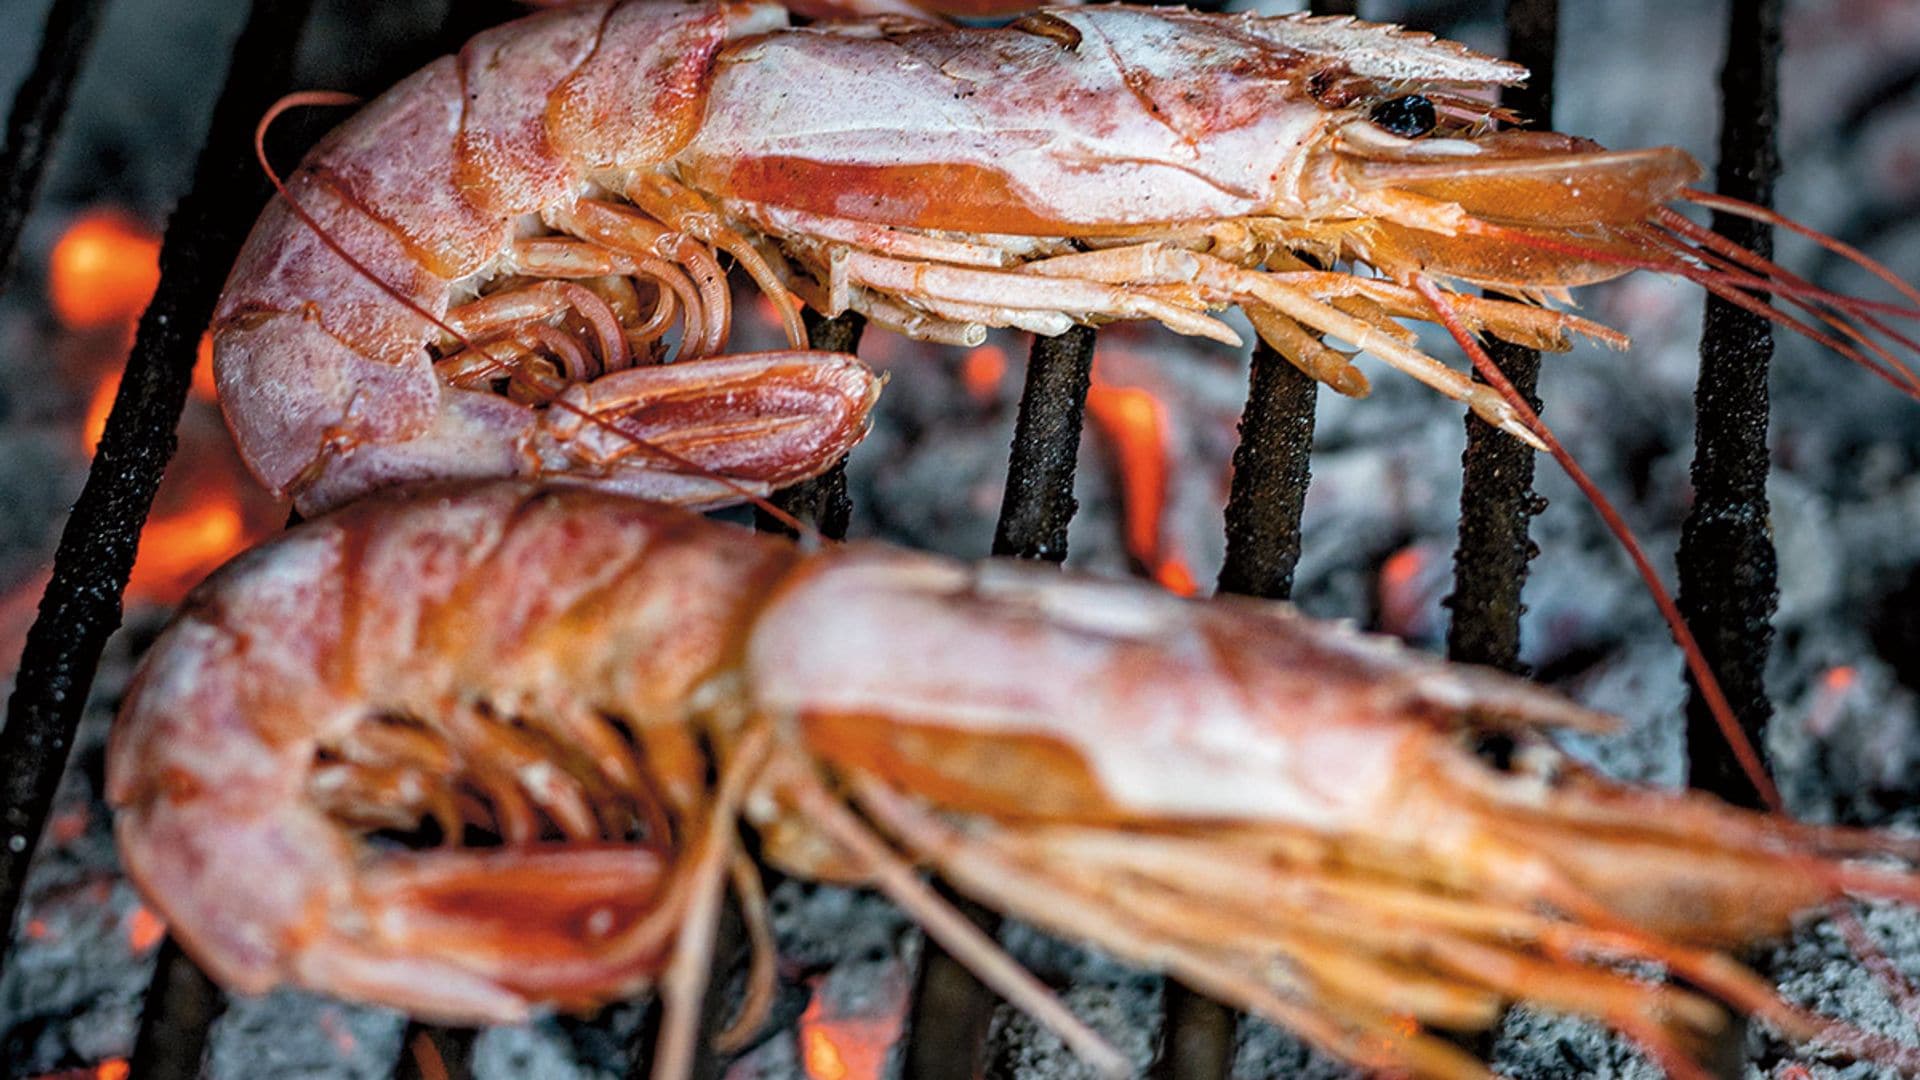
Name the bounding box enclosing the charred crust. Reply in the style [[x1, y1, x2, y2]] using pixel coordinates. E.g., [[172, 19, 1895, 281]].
[[1307, 63, 1366, 109], [1011, 12, 1082, 52]]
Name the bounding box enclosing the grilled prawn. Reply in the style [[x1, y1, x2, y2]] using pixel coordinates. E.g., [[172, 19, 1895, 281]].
[[220, 0, 1920, 515], [110, 482, 1920, 1080]]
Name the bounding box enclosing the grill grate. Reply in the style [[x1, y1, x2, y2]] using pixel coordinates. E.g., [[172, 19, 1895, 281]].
[[0, 0, 318, 981], [0, 0, 1796, 1077], [1447, 0, 1555, 679], [1677, 0, 1782, 810], [0, 1, 323, 1075], [0, 0, 111, 286]]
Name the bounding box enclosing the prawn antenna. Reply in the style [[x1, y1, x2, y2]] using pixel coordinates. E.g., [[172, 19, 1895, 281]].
[[1415, 273, 1920, 1036], [248, 93, 818, 540], [1408, 275, 1781, 807], [1454, 213, 1920, 401]]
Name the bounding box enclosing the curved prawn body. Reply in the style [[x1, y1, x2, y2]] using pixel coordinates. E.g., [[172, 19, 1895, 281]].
[[223, 1, 1917, 515], [110, 483, 1920, 1080], [217, 0, 881, 515]]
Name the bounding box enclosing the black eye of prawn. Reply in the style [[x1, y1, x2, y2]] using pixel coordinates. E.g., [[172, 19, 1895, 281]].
[[1370, 94, 1438, 138]]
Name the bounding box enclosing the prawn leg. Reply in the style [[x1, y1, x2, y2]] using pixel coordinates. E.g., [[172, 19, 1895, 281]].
[[309, 845, 679, 1023]]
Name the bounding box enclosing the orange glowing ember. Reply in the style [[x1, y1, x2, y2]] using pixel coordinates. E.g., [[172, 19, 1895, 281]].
[[798, 980, 904, 1080], [83, 370, 118, 454], [802, 1026, 849, 1080], [1155, 556, 1198, 597], [1087, 382, 1168, 563], [799, 1010, 893, 1080], [195, 331, 217, 399], [1808, 664, 1863, 737], [961, 345, 1007, 403], [1086, 375, 1195, 594], [1377, 545, 1431, 639], [49, 211, 160, 330], [130, 498, 248, 603], [1381, 546, 1425, 592], [126, 905, 166, 953], [95, 1061, 129, 1080]]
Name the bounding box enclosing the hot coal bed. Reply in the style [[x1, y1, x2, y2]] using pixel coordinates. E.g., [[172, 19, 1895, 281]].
[[2, 1, 1919, 1078]]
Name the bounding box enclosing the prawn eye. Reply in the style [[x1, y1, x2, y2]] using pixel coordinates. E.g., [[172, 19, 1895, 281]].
[[1370, 94, 1437, 138]]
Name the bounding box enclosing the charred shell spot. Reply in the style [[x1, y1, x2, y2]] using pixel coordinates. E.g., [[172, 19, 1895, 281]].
[[1371, 94, 1438, 138], [1307, 64, 1366, 109], [1011, 12, 1081, 51]]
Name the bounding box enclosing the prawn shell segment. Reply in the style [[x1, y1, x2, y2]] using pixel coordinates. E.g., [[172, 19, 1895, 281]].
[[213, 174, 447, 493], [745, 548, 1590, 829], [543, 1, 790, 180], [683, 7, 1527, 235], [683, 8, 1334, 233], [211, 0, 883, 512], [105, 485, 800, 1014]]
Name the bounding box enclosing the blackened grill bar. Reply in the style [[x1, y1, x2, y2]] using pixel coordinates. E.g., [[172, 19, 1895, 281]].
[[0, 0, 318, 976], [1448, 0, 1555, 679], [0, 0, 111, 287], [58, 2, 322, 1076], [0, 3, 1804, 1079], [1152, 0, 1352, 1062], [1678, 0, 1783, 810], [129, 937, 227, 1080]]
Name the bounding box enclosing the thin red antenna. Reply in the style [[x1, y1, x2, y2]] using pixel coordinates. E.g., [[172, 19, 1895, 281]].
[[249, 93, 816, 539], [1455, 217, 1920, 402], [1415, 273, 1920, 1037], [1685, 188, 1920, 311], [1410, 275, 1784, 807], [1651, 210, 1920, 391], [1636, 225, 1920, 397]]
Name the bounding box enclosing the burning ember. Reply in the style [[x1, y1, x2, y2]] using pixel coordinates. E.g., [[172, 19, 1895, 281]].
[[960, 345, 1008, 404], [25, 1058, 129, 1080], [50, 211, 277, 608], [797, 974, 906, 1080], [1085, 363, 1198, 596], [122, 906, 164, 955], [48, 210, 160, 330]]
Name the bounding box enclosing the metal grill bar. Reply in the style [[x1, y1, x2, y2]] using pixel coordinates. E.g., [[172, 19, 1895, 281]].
[[1158, 323, 1321, 1080], [0, 0, 318, 973], [1446, 0, 1556, 677], [1215, 348, 1318, 602], [1677, 0, 1781, 809], [1156, 0, 1354, 1069], [991, 326, 1099, 561], [0, 0, 111, 285], [669, 308, 875, 1080], [129, 938, 226, 1080]]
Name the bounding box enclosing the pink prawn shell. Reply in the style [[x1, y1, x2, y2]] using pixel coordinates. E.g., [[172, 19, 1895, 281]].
[[745, 549, 1446, 829], [210, 1, 785, 497]]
